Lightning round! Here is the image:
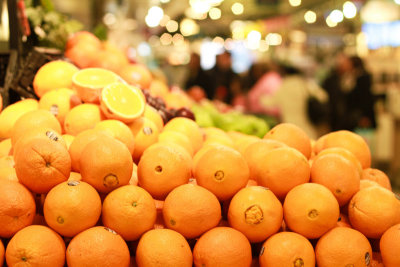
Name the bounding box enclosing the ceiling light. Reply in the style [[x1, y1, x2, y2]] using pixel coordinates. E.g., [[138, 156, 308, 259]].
[[185, 7, 207, 20], [231, 3, 244, 15], [266, 33, 282, 46], [172, 33, 184, 45], [190, 0, 211, 13], [209, 7, 221, 20], [166, 20, 179, 32], [343, 1, 357, 19], [289, 0, 301, 7], [304, 10, 317, 24], [145, 6, 164, 28], [180, 18, 200, 36], [330, 9, 344, 23], [247, 30, 261, 49], [326, 16, 337, 27], [160, 33, 172, 45]]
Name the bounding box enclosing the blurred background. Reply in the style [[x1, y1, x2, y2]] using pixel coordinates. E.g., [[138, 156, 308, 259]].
[[2, 0, 400, 188]]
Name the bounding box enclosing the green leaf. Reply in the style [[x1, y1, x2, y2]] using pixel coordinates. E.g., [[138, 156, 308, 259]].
[[40, 0, 54, 11], [64, 20, 84, 35], [43, 11, 62, 26], [25, 0, 83, 49], [93, 24, 108, 40], [25, 7, 43, 27], [24, 0, 33, 8]]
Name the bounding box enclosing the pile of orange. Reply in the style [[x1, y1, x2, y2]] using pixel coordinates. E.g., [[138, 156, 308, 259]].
[[0, 53, 399, 266]]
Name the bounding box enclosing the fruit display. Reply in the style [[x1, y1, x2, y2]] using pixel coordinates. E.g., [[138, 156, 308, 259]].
[[0, 31, 399, 267], [192, 101, 270, 138]]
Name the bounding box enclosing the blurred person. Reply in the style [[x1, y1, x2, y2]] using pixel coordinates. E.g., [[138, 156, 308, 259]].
[[247, 63, 283, 116], [345, 56, 376, 130], [242, 62, 267, 92], [207, 51, 242, 104], [322, 53, 351, 131], [184, 53, 211, 99], [259, 65, 328, 140]]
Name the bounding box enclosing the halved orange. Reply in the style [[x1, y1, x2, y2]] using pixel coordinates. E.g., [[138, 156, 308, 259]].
[[72, 68, 121, 103], [100, 82, 146, 124]]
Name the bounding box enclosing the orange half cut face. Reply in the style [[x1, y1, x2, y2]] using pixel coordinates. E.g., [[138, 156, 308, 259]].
[[100, 82, 146, 123], [72, 68, 121, 103]]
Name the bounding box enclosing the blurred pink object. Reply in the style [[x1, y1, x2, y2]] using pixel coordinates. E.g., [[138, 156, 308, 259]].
[[187, 86, 206, 102], [233, 94, 246, 111], [247, 71, 282, 116]]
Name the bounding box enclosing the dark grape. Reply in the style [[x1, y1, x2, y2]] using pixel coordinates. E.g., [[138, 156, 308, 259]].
[[147, 98, 157, 109], [168, 108, 178, 118], [175, 107, 195, 121], [141, 89, 151, 98], [157, 109, 169, 124], [154, 97, 166, 109]]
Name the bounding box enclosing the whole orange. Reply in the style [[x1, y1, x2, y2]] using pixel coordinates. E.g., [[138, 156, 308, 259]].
[[148, 79, 169, 99], [80, 136, 133, 193], [283, 183, 340, 239], [228, 186, 283, 243], [158, 130, 194, 156], [102, 185, 157, 241], [311, 153, 360, 206], [315, 147, 363, 175], [6, 225, 66, 267], [95, 119, 135, 155], [243, 139, 287, 180], [65, 31, 101, 50], [0, 98, 39, 139], [361, 168, 392, 191], [33, 60, 78, 97], [128, 117, 160, 163], [259, 232, 315, 267], [11, 109, 61, 147], [348, 186, 400, 238], [118, 63, 153, 89], [264, 122, 312, 159], [44, 181, 102, 237], [143, 104, 164, 131], [194, 145, 249, 201], [163, 117, 203, 153], [89, 49, 128, 74], [315, 227, 372, 267], [39, 88, 78, 126], [163, 184, 221, 239], [0, 180, 35, 238], [68, 128, 110, 172], [253, 146, 310, 200], [65, 41, 101, 69], [380, 223, 400, 267], [136, 229, 192, 267], [138, 143, 192, 199], [193, 227, 252, 267], [15, 137, 71, 193], [12, 127, 66, 157], [66, 226, 130, 267], [64, 103, 104, 136], [314, 130, 371, 169]]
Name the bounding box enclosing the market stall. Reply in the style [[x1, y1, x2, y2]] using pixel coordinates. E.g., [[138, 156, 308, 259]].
[[0, 1, 400, 266]]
